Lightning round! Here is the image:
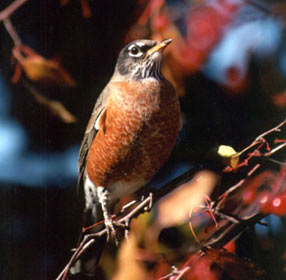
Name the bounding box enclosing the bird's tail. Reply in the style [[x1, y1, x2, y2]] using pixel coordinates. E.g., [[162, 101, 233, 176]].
[[69, 206, 106, 279]]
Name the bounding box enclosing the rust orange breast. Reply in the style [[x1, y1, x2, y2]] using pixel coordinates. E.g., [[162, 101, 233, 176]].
[[86, 79, 181, 190]]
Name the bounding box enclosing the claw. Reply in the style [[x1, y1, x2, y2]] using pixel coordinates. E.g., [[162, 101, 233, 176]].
[[104, 216, 119, 245], [97, 186, 120, 245]]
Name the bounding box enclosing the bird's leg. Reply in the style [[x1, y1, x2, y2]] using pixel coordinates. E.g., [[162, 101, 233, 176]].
[[97, 186, 119, 245]]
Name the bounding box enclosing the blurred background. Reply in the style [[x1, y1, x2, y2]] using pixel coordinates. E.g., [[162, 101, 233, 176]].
[[0, 0, 286, 279]]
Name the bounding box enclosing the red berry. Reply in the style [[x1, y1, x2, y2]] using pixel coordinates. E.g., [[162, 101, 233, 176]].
[[269, 195, 286, 216], [258, 191, 272, 213]]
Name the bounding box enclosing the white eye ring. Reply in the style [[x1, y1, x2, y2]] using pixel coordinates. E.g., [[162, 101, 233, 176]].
[[128, 44, 143, 57]]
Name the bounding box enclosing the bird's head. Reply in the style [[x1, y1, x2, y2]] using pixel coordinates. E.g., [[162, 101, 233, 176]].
[[115, 39, 172, 81]]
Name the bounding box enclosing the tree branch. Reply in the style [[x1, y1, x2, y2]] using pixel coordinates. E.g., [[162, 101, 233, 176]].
[[0, 0, 28, 22], [3, 17, 22, 45], [57, 119, 286, 279], [237, 118, 286, 157], [56, 167, 203, 279], [203, 212, 265, 248]]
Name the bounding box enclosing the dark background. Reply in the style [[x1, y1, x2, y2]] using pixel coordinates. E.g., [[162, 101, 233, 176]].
[[0, 0, 285, 279]]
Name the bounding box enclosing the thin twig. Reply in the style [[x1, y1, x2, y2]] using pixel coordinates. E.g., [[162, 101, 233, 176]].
[[3, 18, 22, 45], [256, 119, 286, 140], [202, 119, 286, 249], [203, 212, 265, 248], [224, 164, 260, 195], [23, 81, 76, 123], [57, 194, 154, 280], [58, 235, 96, 280], [236, 119, 286, 157], [60, 237, 96, 280], [174, 266, 190, 280], [57, 119, 286, 279], [217, 164, 261, 208], [157, 265, 190, 280], [57, 168, 203, 280], [0, 0, 28, 22], [266, 158, 286, 166], [158, 266, 179, 280], [264, 142, 286, 157], [213, 210, 241, 224]]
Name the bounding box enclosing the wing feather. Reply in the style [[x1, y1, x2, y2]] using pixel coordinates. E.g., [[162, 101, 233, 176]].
[[77, 85, 111, 189]]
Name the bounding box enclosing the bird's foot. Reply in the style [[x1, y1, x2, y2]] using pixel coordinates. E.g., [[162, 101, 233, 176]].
[[104, 216, 128, 245], [104, 215, 118, 245], [97, 186, 126, 246]]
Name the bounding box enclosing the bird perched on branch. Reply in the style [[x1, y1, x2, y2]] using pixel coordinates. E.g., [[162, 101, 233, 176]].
[[70, 38, 181, 278]]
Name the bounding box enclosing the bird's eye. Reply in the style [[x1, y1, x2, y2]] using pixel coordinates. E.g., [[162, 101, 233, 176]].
[[130, 46, 140, 56]]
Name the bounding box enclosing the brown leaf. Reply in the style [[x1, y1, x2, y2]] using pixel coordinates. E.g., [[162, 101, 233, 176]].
[[112, 234, 147, 280], [13, 46, 76, 87], [22, 56, 76, 87], [81, 0, 92, 18], [271, 91, 286, 109]]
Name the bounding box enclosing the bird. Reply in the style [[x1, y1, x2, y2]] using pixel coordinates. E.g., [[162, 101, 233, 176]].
[[70, 38, 181, 278]]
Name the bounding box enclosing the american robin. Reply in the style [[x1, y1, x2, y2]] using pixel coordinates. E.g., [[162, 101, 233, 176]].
[[70, 38, 181, 277]]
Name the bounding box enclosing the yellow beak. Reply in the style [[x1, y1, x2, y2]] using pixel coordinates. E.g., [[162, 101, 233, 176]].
[[146, 38, 172, 57]]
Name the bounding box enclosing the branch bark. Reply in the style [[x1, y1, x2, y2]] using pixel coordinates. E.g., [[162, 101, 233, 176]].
[[57, 119, 286, 279], [0, 0, 28, 22], [56, 167, 203, 280]]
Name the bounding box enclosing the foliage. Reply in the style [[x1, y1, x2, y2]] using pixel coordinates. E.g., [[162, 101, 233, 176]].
[[0, 0, 286, 279]]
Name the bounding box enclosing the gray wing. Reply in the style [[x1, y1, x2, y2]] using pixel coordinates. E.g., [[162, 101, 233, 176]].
[[77, 85, 111, 189], [73, 85, 110, 275]]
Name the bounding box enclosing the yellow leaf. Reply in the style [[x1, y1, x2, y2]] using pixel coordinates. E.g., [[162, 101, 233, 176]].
[[230, 155, 239, 168], [217, 145, 237, 157], [217, 145, 239, 168]]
